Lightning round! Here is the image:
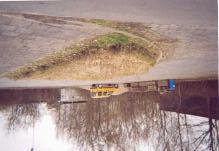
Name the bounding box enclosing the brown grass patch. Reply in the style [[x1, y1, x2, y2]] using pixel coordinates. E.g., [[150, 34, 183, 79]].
[[23, 51, 151, 80]]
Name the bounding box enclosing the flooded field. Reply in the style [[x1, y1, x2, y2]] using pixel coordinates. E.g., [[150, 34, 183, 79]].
[[0, 80, 218, 151]]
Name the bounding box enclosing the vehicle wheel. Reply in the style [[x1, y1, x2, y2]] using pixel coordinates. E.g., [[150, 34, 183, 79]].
[[92, 84, 97, 88]]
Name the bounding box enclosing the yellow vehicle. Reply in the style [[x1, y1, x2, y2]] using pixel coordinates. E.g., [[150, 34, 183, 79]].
[[90, 84, 120, 99]]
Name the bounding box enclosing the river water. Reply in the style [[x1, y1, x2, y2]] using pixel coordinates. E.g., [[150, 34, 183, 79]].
[[0, 80, 218, 151]]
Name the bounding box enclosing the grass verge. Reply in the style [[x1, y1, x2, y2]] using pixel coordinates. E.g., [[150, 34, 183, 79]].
[[6, 32, 157, 80]]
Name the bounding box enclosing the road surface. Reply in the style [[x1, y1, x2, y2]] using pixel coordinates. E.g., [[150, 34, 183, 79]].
[[0, 0, 217, 27]]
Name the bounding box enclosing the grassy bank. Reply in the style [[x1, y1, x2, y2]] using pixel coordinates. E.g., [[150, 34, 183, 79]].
[[5, 13, 177, 80], [7, 33, 157, 80]]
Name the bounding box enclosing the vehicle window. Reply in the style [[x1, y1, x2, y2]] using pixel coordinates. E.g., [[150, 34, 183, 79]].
[[98, 92, 102, 96], [103, 91, 107, 96]]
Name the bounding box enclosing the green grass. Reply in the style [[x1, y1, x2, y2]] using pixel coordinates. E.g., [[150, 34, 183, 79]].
[[95, 32, 129, 47], [89, 19, 114, 26], [84, 18, 177, 49], [87, 19, 151, 38], [6, 32, 157, 80]]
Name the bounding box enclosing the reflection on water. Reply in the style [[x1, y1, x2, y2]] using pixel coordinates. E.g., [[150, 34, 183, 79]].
[[6, 103, 40, 131], [0, 80, 218, 151]]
